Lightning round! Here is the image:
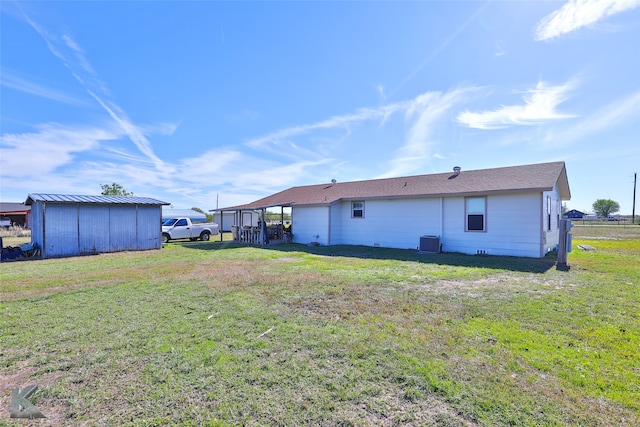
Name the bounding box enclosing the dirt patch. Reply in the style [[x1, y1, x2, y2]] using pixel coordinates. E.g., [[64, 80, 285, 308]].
[[0, 362, 66, 426], [413, 274, 574, 299], [352, 388, 477, 427]]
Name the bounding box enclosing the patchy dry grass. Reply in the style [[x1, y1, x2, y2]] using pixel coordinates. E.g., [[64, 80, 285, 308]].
[[0, 227, 30, 248], [0, 237, 638, 426]]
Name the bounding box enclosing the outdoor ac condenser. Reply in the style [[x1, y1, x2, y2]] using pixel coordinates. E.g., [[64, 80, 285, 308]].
[[419, 235, 440, 253]]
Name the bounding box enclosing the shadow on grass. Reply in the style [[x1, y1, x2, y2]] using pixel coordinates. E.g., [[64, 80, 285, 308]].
[[177, 241, 559, 273]]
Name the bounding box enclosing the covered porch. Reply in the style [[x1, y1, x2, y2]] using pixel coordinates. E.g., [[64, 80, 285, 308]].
[[212, 205, 292, 245]]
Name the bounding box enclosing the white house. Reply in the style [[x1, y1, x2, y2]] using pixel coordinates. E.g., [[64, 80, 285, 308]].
[[217, 161, 570, 258]]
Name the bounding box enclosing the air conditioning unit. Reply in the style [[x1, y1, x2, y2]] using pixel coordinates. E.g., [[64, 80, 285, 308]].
[[419, 235, 440, 253]]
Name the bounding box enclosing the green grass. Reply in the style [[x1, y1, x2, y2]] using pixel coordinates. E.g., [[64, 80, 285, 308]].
[[0, 230, 639, 426]]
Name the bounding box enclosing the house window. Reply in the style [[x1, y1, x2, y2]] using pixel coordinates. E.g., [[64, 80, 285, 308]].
[[466, 197, 486, 231], [352, 201, 364, 218], [547, 196, 552, 231]]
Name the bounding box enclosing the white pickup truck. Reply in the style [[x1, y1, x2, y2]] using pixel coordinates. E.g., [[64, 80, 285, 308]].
[[161, 217, 219, 244]]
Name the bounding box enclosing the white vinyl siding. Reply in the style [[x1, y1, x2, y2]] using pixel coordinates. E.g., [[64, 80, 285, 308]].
[[442, 193, 542, 257], [329, 203, 342, 245], [291, 206, 330, 245], [336, 198, 441, 249]]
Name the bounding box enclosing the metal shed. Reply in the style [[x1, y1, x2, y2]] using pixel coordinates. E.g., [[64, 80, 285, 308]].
[[25, 193, 170, 258]]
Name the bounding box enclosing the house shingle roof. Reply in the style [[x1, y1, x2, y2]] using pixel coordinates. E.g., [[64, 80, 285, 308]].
[[220, 161, 570, 211], [0, 202, 30, 213]]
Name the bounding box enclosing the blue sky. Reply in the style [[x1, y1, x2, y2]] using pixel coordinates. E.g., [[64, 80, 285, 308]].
[[1, 1, 639, 215]]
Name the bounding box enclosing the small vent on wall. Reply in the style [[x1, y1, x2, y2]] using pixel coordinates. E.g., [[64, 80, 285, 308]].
[[476, 249, 487, 255]]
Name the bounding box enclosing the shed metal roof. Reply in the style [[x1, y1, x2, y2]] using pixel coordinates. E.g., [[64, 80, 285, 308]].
[[25, 193, 170, 206], [218, 161, 570, 211]]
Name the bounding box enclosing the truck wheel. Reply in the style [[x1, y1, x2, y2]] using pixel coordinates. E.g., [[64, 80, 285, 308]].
[[162, 233, 170, 244], [200, 231, 211, 241]]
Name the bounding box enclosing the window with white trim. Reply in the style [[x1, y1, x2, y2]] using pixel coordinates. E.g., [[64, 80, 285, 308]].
[[352, 201, 364, 218], [466, 197, 486, 231]]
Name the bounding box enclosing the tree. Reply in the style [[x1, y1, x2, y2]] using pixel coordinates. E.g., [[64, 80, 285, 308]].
[[592, 199, 619, 218], [192, 207, 214, 222], [101, 183, 133, 196]]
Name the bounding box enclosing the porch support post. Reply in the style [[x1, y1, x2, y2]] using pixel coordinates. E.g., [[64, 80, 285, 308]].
[[261, 208, 267, 245]]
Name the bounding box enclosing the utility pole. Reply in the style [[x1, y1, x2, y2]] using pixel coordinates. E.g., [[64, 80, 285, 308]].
[[557, 219, 572, 269], [633, 172, 637, 224]]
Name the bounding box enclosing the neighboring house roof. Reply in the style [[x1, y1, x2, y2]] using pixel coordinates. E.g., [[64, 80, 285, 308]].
[[25, 193, 170, 206], [162, 208, 207, 218], [220, 161, 570, 211], [0, 202, 31, 213], [565, 209, 585, 218]]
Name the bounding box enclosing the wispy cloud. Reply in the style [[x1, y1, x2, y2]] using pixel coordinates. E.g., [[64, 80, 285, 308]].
[[534, 0, 640, 41], [19, 9, 166, 168], [391, 2, 488, 97], [456, 81, 577, 130], [87, 90, 166, 169], [245, 87, 473, 181], [552, 90, 640, 142], [245, 103, 406, 151], [381, 88, 471, 178], [0, 123, 115, 178], [0, 68, 89, 105]]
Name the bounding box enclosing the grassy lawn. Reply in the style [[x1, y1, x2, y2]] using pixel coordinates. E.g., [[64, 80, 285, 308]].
[[0, 226, 638, 426]]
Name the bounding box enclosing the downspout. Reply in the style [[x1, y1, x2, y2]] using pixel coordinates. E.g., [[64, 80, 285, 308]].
[[327, 204, 331, 246], [439, 197, 444, 241], [539, 192, 544, 257]]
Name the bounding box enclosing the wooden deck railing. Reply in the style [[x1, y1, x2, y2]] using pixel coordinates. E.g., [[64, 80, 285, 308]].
[[231, 225, 292, 244]]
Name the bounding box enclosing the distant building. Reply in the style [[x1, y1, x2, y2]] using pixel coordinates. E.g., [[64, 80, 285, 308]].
[[0, 202, 31, 227], [564, 209, 584, 219], [26, 194, 170, 258], [162, 207, 207, 223]]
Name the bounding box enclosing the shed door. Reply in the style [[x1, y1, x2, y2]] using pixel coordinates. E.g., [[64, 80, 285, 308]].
[[109, 206, 138, 251], [79, 205, 110, 254], [44, 204, 79, 257]]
